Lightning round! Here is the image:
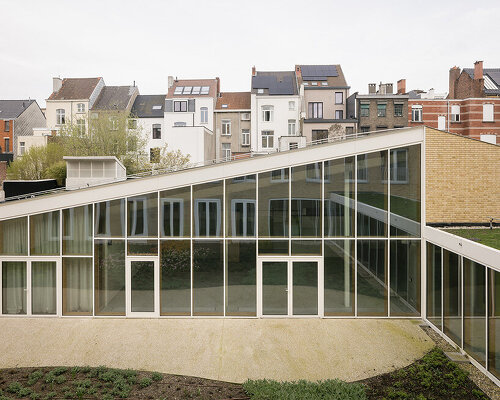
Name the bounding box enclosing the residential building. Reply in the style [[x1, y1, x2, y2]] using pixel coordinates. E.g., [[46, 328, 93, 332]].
[[215, 92, 251, 160], [356, 82, 409, 133], [295, 64, 356, 141], [0, 100, 46, 158], [90, 85, 139, 118], [164, 77, 218, 164], [251, 68, 301, 153], [130, 95, 166, 162], [449, 61, 500, 99]]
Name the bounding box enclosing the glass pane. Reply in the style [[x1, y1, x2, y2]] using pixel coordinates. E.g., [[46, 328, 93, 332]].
[[127, 240, 158, 255], [0, 217, 28, 255], [2, 261, 26, 315], [463, 258, 486, 366], [32, 261, 56, 315], [131, 261, 155, 312], [262, 261, 288, 315], [193, 181, 223, 237], [291, 164, 321, 237], [390, 240, 420, 316], [293, 261, 318, 315], [160, 240, 191, 315], [63, 205, 92, 255], [225, 175, 256, 237], [443, 249, 461, 346], [291, 240, 322, 255], [193, 240, 223, 315], [95, 240, 125, 315], [95, 199, 125, 237], [357, 151, 388, 237], [30, 211, 60, 255], [127, 193, 158, 237], [63, 258, 92, 315], [258, 169, 289, 237], [390, 145, 421, 237], [226, 241, 256, 316], [488, 269, 500, 380], [357, 240, 387, 316], [324, 158, 354, 237], [160, 186, 191, 237], [426, 243, 442, 330], [324, 240, 354, 316], [258, 240, 289, 255]]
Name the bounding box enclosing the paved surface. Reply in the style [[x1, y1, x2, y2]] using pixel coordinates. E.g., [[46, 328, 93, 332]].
[[0, 318, 433, 383]]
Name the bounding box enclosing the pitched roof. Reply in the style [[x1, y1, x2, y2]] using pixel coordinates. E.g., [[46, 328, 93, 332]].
[[297, 64, 348, 87], [92, 86, 138, 111], [251, 71, 298, 95], [216, 92, 251, 110], [463, 68, 500, 95], [0, 100, 36, 119], [131, 95, 166, 118], [166, 79, 219, 98], [48, 77, 102, 100]]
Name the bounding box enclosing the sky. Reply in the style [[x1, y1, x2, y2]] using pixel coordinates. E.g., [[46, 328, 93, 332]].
[[1, 0, 499, 107]]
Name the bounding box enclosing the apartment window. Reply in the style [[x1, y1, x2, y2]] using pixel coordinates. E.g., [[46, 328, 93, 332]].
[[312, 130, 328, 142], [128, 119, 137, 129], [77, 103, 85, 113], [76, 119, 85, 135], [262, 106, 273, 122], [451, 105, 460, 122], [241, 129, 250, 146], [200, 107, 208, 124], [288, 119, 296, 135], [20, 141, 25, 155], [261, 131, 274, 148], [308, 102, 323, 119], [360, 103, 369, 117], [56, 109, 65, 125], [152, 124, 161, 139], [150, 147, 160, 163], [288, 101, 295, 111], [377, 103, 387, 117], [394, 103, 403, 117], [360, 126, 370, 133], [241, 113, 250, 121], [483, 103, 494, 122], [335, 110, 343, 119], [222, 120, 231, 135], [335, 92, 343, 104], [4, 121, 9, 132], [174, 101, 187, 112], [4, 138, 9, 153], [222, 143, 231, 159], [412, 105, 422, 122]]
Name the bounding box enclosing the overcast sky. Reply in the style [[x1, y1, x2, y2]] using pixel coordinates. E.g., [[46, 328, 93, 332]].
[[1, 0, 499, 107]]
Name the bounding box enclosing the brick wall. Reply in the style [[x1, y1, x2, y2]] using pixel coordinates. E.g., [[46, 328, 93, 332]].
[[453, 71, 483, 99], [0, 120, 13, 153], [357, 98, 408, 131], [425, 127, 500, 224], [0, 161, 7, 187]]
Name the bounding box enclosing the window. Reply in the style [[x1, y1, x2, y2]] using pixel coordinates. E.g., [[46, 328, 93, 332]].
[[200, 107, 208, 123], [174, 86, 183, 95], [257, 89, 264, 94], [241, 112, 250, 120], [288, 119, 296, 135], [377, 103, 387, 117], [76, 119, 85, 135], [412, 105, 422, 122], [321, 82, 328, 86], [306, 162, 322, 182], [128, 119, 137, 129], [308, 102, 323, 119], [335, 110, 343, 119], [150, 147, 160, 163], [394, 103, 403, 117], [335, 92, 343, 104], [357, 154, 368, 182], [312, 130, 328, 142], [56, 109, 65, 125], [390, 148, 408, 183], [4, 120, 9, 132], [152, 124, 161, 139], [152, 105, 162, 110], [19, 141, 25, 155], [261, 131, 274, 148], [288, 101, 295, 110], [262, 105, 273, 122], [127, 193, 158, 237], [183, 86, 192, 94], [174, 101, 187, 112], [109, 117, 118, 130], [194, 200, 221, 236], [4, 138, 9, 153], [360, 126, 370, 133], [222, 120, 231, 135], [222, 143, 231, 159], [360, 103, 369, 117], [241, 129, 250, 146], [77, 103, 85, 113], [346, 127, 354, 134], [311, 82, 318, 86], [200, 86, 210, 95], [289, 142, 298, 150], [174, 121, 186, 127], [192, 86, 201, 95], [451, 105, 460, 122], [483, 103, 494, 122]]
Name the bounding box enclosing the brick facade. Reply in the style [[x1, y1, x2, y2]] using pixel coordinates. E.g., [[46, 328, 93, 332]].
[[0, 119, 13, 153], [357, 97, 408, 132]]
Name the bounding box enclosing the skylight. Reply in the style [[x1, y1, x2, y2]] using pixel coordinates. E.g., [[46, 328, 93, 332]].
[[152, 105, 162, 110], [174, 87, 183, 95], [221, 104, 228, 108], [183, 86, 192, 94], [192, 86, 201, 94], [201, 86, 210, 94]]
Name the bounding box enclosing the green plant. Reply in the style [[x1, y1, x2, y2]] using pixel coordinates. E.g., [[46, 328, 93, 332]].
[[43, 392, 56, 400], [28, 370, 45, 386], [18, 387, 32, 397], [139, 377, 153, 388], [5, 382, 22, 394], [151, 372, 163, 381], [29, 392, 40, 400]]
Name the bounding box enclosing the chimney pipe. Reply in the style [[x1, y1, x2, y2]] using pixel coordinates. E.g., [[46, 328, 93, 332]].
[[167, 76, 174, 89], [52, 77, 62, 93], [252, 66, 256, 76], [474, 61, 483, 80], [368, 83, 376, 94], [449, 66, 460, 99], [397, 79, 406, 94]]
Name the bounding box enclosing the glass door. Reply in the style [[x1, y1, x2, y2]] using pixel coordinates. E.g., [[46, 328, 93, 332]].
[[262, 261, 288, 315], [126, 257, 159, 317]]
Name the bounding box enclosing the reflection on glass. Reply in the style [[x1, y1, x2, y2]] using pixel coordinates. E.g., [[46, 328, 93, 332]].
[[63, 258, 92, 315], [426, 243, 442, 330], [291, 164, 321, 237], [259, 169, 289, 237], [193, 181, 223, 237], [127, 193, 158, 237], [464, 258, 486, 366], [324, 157, 354, 237], [127, 240, 158, 255], [95, 199, 125, 237], [160, 186, 191, 237], [0, 217, 28, 255], [2, 261, 26, 314], [32, 261, 56, 315], [293, 261, 318, 315], [390, 240, 420, 316], [258, 240, 289, 255], [95, 240, 125, 315], [226, 175, 256, 237], [443, 249, 461, 346], [357, 240, 387, 316], [226, 241, 256, 316], [324, 240, 354, 316], [488, 269, 500, 380], [291, 240, 321, 255], [131, 261, 155, 312], [193, 240, 223, 315], [30, 211, 60, 255], [357, 151, 388, 237], [160, 240, 191, 315], [263, 261, 288, 315], [63, 205, 92, 255]]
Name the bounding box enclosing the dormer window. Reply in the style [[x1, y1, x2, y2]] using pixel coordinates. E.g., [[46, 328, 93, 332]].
[[77, 103, 85, 113]]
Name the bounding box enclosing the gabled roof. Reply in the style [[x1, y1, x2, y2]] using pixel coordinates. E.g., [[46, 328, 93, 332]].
[[131, 95, 166, 118], [296, 64, 348, 87], [251, 71, 298, 95], [48, 78, 102, 101], [463, 68, 500, 95], [166, 79, 219, 98], [216, 92, 251, 110], [92, 86, 138, 111], [0, 100, 36, 119]]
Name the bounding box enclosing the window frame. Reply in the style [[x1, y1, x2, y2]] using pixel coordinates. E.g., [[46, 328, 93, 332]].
[[241, 129, 250, 146], [221, 120, 231, 136], [77, 103, 85, 113], [261, 130, 274, 149], [394, 103, 403, 117], [335, 110, 344, 120], [288, 119, 296, 135], [222, 143, 231, 159], [483, 103, 494, 122], [411, 105, 423, 122], [194, 199, 221, 236], [377, 103, 387, 117], [335, 92, 343, 105], [308, 102, 323, 119], [56, 109, 66, 125], [200, 107, 209, 124], [152, 124, 161, 139], [262, 106, 273, 122], [360, 103, 369, 117], [174, 101, 188, 112]]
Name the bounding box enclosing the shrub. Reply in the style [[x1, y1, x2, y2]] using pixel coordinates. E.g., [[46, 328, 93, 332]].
[[151, 372, 163, 381], [139, 377, 153, 388], [6, 382, 22, 394]]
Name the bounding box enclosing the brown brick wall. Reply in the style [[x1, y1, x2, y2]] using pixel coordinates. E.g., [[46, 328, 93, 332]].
[[425, 127, 500, 224], [0, 120, 14, 153], [453, 71, 483, 99]]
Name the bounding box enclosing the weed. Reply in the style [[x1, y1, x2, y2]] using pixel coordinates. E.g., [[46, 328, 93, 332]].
[[43, 392, 56, 400], [18, 387, 32, 397], [6, 382, 22, 394], [151, 372, 163, 381], [29, 392, 40, 400], [27, 370, 44, 386], [139, 377, 153, 388]]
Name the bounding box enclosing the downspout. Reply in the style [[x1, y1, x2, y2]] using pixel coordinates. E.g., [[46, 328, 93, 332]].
[[447, 100, 449, 132]]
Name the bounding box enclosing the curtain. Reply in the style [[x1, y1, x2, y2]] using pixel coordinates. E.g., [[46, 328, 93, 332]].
[[31, 262, 56, 315], [63, 206, 92, 255], [1, 217, 28, 255], [31, 212, 59, 255], [2, 262, 26, 314], [63, 258, 92, 315]]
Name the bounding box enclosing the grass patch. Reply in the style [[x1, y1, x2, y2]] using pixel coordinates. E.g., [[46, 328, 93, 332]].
[[442, 228, 500, 250]]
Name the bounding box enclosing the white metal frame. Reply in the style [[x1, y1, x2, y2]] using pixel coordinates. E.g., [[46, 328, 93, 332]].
[[125, 256, 159, 318]]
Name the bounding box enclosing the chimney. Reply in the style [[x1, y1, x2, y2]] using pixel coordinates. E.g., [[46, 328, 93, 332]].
[[295, 65, 302, 80], [216, 77, 220, 95], [385, 83, 393, 94], [252, 66, 256, 76], [52, 77, 62, 93], [397, 79, 406, 94], [368, 83, 376, 94], [449, 66, 460, 99], [474, 61, 483, 80], [167, 76, 174, 89], [379, 82, 386, 95]]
